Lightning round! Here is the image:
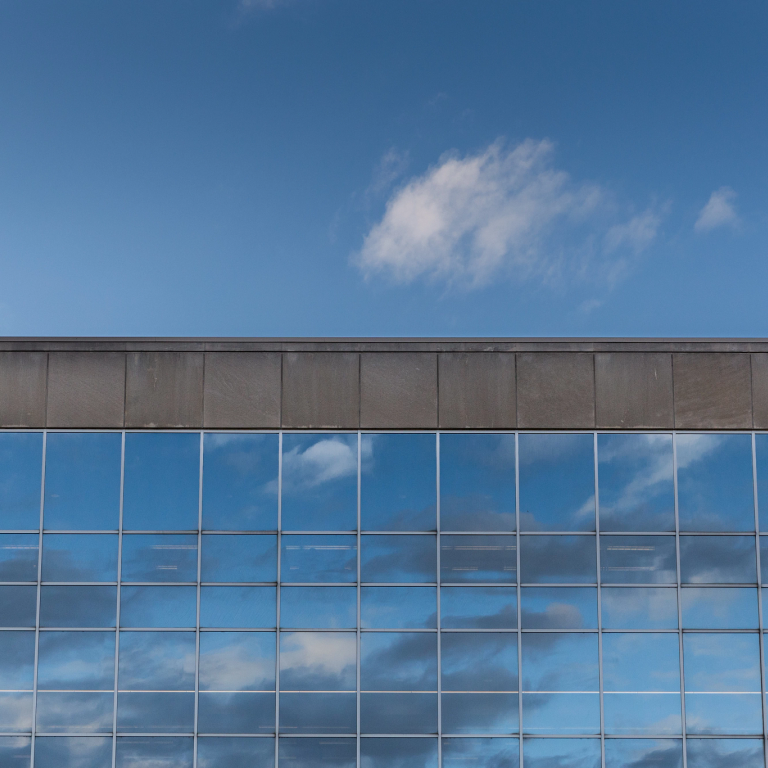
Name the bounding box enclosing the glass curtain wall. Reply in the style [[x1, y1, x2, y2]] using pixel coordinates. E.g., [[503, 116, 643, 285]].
[[0, 430, 767, 768]]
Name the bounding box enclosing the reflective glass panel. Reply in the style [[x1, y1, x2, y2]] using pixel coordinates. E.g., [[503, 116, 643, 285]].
[[520, 535, 596, 584], [200, 586, 276, 628], [599, 535, 676, 584], [360, 693, 437, 734], [281, 535, 357, 583], [202, 433, 278, 531], [0, 533, 38, 581], [278, 737, 356, 768], [199, 632, 275, 691], [279, 632, 356, 691], [522, 633, 599, 692], [201, 534, 276, 582], [519, 433, 595, 531], [117, 691, 195, 733], [603, 633, 680, 692], [0, 585, 36, 626], [280, 586, 356, 628], [38, 632, 114, 690], [361, 587, 437, 629], [118, 632, 196, 690], [119, 586, 196, 628], [441, 632, 517, 691], [0, 433, 43, 530], [761, 536, 768, 583], [756, 434, 768, 532], [523, 738, 601, 767], [197, 737, 275, 768], [0, 736, 30, 766], [598, 433, 675, 531], [0, 692, 32, 732], [601, 587, 678, 629], [279, 692, 356, 733], [199, 691, 275, 734], [439, 434, 516, 532], [361, 434, 436, 531], [361, 737, 438, 768], [604, 739, 682, 768], [123, 433, 200, 531], [115, 736, 194, 768], [36, 691, 114, 733], [440, 586, 516, 629], [361, 633, 437, 691], [282, 433, 358, 531], [40, 586, 116, 628], [361, 535, 435, 583], [442, 738, 519, 768], [682, 587, 758, 628], [521, 587, 597, 629], [120, 534, 197, 583], [442, 693, 518, 735], [44, 432, 122, 530], [679, 535, 756, 583], [42, 534, 118, 582], [0, 632, 34, 689], [686, 738, 764, 768], [677, 433, 755, 531], [34, 736, 116, 768], [441, 535, 516, 583]]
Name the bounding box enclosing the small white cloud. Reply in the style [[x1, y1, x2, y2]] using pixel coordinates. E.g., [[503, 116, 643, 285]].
[[604, 209, 661, 254], [694, 186, 738, 233]]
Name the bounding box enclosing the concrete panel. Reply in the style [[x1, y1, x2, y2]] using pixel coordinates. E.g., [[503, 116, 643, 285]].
[[204, 352, 281, 429], [752, 354, 768, 429], [361, 353, 437, 429], [673, 353, 752, 429], [47, 352, 125, 428], [0, 352, 47, 428], [595, 352, 673, 429], [282, 352, 359, 429], [517, 352, 595, 429], [438, 352, 516, 429], [125, 351, 204, 428]]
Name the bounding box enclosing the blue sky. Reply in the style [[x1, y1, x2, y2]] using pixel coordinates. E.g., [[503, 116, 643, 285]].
[[0, 0, 765, 337]]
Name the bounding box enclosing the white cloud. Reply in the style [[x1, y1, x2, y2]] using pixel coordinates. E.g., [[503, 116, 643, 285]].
[[694, 186, 739, 233], [355, 139, 661, 289]]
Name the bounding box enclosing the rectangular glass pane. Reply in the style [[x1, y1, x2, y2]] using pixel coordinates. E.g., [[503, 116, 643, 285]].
[[685, 692, 763, 735], [522, 633, 599, 691], [604, 739, 682, 768], [279, 692, 356, 733], [202, 433, 278, 531], [521, 587, 597, 629], [197, 737, 275, 768], [603, 694, 682, 735], [199, 632, 275, 691], [360, 693, 437, 734], [598, 433, 675, 531], [686, 739, 764, 767], [679, 535, 756, 583], [602, 633, 680, 692], [756, 434, 768, 533], [361, 587, 437, 629], [42, 534, 118, 582], [0, 692, 32, 732], [280, 632, 356, 691], [361, 434, 436, 531], [34, 737, 112, 768], [520, 535, 596, 584], [115, 737, 193, 768], [201, 534, 276, 582], [36, 692, 114, 733], [281, 535, 357, 583], [40, 586, 116, 628], [440, 535, 516, 583], [441, 586, 516, 629], [439, 434, 516, 531], [120, 534, 198, 583], [0, 585, 37, 626], [361, 535, 435, 583], [200, 586, 276, 628], [601, 587, 679, 629], [442, 738, 519, 768], [118, 632, 196, 691], [442, 692, 518, 734], [676, 433, 755, 531], [281, 433, 358, 531], [519, 433, 595, 532], [0, 533, 38, 581], [38, 631, 114, 690], [522, 693, 600, 735], [684, 632, 762, 693], [278, 737, 356, 768], [280, 586, 356, 628], [441, 632, 517, 691], [43, 432, 122, 530], [117, 691, 195, 733], [362, 737, 438, 768], [123, 433, 200, 531], [599, 535, 676, 584], [119, 586, 196, 628], [198, 692, 275, 734], [0, 631, 35, 689], [0, 433, 43, 530], [361, 633, 437, 691], [523, 738, 601, 768], [682, 586, 758, 628]]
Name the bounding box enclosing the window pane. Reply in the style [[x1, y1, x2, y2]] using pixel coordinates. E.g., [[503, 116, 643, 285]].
[[361, 434, 436, 531], [439, 434, 516, 532], [519, 434, 595, 532], [123, 433, 200, 531], [599, 535, 676, 584], [0, 692, 32, 732], [679, 535, 756, 583], [360, 693, 437, 734], [361, 587, 436, 629], [604, 739, 682, 768], [522, 633, 599, 692], [442, 692, 518, 734], [40, 586, 116, 628], [361, 737, 438, 768], [38, 632, 114, 690], [44, 433, 122, 531], [200, 586, 275, 628], [756, 434, 768, 533], [441, 633, 517, 691], [601, 587, 678, 629], [361, 535, 435, 583], [115, 737, 194, 768], [201, 534, 276, 583], [523, 738, 601, 767], [118, 632, 196, 691], [523, 691, 600, 732], [0, 736, 30, 766], [280, 587, 356, 628], [520, 536, 596, 584], [442, 738, 518, 768], [279, 692, 356, 734], [278, 737, 356, 768], [120, 586, 196, 628], [36, 691, 114, 733], [361, 633, 437, 691], [686, 739, 764, 768], [199, 692, 275, 734], [281, 434, 358, 531], [440, 586, 516, 629], [604, 692, 682, 735], [117, 691, 195, 733], [42, 534, 118, 582], [0, 433, 43, 530], [199, 632, 275, 691], [32, 736, 112, 768], [202, 433, 278, 531], [682, 587, 758, 629], [281, 535, 357, 583], [197, 737, 275, 768], [441, 535, 516, 583], [0, 533, 38, 581], [120, 535, 197, 583], [521, 587, 597, 629], [683, 633, 761, 692], [279, 632, 356, 691], [0, 631, 35, 689], [677, 434, 755, 532], [598, 434, 675, 532], [603, 633, 680, 693], [0, 585, 36, 626]]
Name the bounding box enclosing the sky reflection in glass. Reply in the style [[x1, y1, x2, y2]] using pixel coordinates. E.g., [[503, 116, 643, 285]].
[[0, 433, 43, 530]]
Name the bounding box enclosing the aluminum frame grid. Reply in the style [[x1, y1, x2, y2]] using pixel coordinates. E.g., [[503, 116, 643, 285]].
[[0, 429, 766, 768]]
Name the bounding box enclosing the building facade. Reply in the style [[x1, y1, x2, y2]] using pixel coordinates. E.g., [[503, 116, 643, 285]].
[[1, 338, 768, 768]]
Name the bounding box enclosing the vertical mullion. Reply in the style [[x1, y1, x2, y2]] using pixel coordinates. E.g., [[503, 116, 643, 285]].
[[436, 433, 442, 767], [357, 432, 362, 767], [752, 433, 768, 768], [276, 432, 283, 768], [673, 434, 688, 768], [515, 433, 523, 768], [594, 433, 605, 768], [192, 433, 203, 767], [29, 431, 46, 768], [111, 432, 126, 768]]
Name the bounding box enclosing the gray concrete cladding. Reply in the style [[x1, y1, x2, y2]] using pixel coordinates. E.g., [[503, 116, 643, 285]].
[[1, 339, 768, 429]]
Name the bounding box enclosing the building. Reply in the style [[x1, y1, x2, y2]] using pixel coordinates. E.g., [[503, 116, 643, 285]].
[[1, 337, 768, 768]]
